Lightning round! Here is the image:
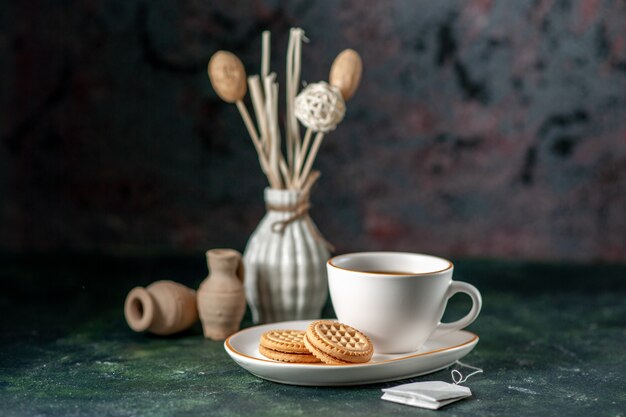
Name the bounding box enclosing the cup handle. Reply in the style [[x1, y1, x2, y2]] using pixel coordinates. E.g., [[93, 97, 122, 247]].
[[436, 281, 482, 334]]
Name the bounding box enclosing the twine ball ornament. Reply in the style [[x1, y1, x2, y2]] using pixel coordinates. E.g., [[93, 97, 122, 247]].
[[294, 82, 345, 133]]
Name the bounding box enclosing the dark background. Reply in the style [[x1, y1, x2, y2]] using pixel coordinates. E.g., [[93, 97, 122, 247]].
[[1, 0, 625, 262]]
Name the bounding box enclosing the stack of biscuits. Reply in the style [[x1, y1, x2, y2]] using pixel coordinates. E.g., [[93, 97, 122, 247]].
[[258, 320, 373, 365]]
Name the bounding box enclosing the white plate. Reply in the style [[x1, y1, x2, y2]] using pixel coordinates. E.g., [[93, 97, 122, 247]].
[[224, 320, 479, 386]]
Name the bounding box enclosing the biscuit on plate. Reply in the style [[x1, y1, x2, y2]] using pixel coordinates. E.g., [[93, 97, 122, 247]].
[[258, 329, 320, 363], [304, 320, 373, 365]]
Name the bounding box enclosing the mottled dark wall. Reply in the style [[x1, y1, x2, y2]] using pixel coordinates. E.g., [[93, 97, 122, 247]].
[[1, 0, 625, 262]]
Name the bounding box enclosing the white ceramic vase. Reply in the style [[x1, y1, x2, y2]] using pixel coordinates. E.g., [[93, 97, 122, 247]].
[[244, 188, 330, 324]]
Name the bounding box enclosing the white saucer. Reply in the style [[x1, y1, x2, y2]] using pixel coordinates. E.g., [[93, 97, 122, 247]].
[[224, 320, 479, 386]]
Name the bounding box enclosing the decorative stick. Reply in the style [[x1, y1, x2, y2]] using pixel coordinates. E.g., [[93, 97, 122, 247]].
[[289, 29, 305, 174], [285, 31, 295, 173], [248, 76, 269, 154], [264, 75, 274, 176], [294, 49, 362, 188], [236, 101, 279, 187], [297, 131, 314, 185], [296, 132, 324, 188], [262, 31, 270, 80], [259, 31, 285, 188], [279, 158, 292, 188], [207, 51, 278, 187], [264, 74, 284, 188], [292, 81, 345, 187], [259, 33, 270, 155], [301, 170, 320, 197], [260, 33, 280, 187], [271, 82, 283, 187], [294, 128, 313, 181]]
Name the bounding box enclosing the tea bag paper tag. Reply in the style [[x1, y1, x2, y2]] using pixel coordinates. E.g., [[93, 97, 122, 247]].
[[381, 381, 472, 410]]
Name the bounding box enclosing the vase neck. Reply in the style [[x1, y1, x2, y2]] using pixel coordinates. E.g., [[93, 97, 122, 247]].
[[124, 287, 155, 332], [207, 249, 242, 277], [264, 188, 306, 211]]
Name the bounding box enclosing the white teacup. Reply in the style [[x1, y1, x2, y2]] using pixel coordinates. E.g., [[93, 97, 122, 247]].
[[327, 252, 482, 354]]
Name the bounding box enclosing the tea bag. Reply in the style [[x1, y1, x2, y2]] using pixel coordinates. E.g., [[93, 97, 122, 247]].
[[381, 361, 482, 410], [382, 381, 471, 410]]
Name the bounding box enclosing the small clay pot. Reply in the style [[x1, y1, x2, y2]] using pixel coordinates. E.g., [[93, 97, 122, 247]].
[[197, 249, 246, 340], [124, 280, 198, 336]]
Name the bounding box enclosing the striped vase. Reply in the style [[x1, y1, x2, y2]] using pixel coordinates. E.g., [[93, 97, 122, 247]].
[[243, 188, 330, 324]]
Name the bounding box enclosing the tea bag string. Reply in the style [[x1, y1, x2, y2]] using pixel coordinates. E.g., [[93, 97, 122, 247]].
[[451, 360, 483, 385]]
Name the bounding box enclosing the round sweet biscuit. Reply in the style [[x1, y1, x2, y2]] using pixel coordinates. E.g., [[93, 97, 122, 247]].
[[306, 320, 373, 363], [258, 345, 321, 363], [259, 329, 309, 354], [303, 334, 351, 365]]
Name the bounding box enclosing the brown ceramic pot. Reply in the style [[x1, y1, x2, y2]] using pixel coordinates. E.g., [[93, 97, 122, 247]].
[[197, 249, 246, 340], [124, 280, 198, 336]]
